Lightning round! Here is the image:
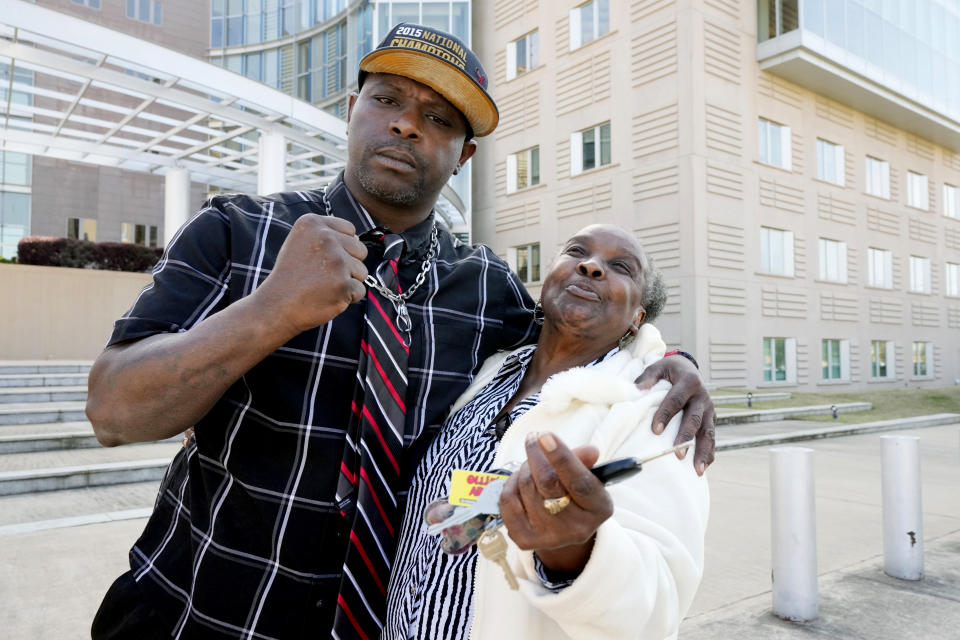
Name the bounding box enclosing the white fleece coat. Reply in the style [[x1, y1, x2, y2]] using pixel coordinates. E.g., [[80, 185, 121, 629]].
[[451, 324, 709, 640]]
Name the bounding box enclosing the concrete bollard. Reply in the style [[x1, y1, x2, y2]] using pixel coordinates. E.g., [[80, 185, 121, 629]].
[[881, 435, 924, 580], [769, 446, 818, 621]]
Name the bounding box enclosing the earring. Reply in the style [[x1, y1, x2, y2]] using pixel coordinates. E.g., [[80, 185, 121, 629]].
[[453, 163, 461, 175], [533, 301, 545, 325], [618, 323, 640, 349]]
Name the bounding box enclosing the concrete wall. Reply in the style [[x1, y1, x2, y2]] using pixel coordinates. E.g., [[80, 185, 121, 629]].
[[0, 264, 151, 360]]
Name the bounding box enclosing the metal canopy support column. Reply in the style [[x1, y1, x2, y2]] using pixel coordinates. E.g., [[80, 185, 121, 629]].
[[258, 133, 286, 195], [163, 168, 190, 248]]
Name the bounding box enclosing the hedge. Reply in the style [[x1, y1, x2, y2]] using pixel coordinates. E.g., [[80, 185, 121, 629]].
[[16, 236, 162, 272]]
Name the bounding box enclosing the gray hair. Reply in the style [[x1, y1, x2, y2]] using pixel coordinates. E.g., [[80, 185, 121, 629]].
[[640, 260, 667, 325]]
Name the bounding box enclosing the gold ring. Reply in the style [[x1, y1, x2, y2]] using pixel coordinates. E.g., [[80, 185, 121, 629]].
[[542, 495, 571, 515]]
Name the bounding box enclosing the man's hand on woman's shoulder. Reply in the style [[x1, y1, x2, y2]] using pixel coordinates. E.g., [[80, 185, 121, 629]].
[[634, 356, 716, 476]]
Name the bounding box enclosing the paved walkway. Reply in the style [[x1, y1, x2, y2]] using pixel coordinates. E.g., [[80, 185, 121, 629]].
[[683, 423, 960, 639], [0, 422, 956, 638]]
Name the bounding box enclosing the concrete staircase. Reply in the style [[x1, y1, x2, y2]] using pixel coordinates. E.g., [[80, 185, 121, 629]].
[[0, 362, 179, 503]]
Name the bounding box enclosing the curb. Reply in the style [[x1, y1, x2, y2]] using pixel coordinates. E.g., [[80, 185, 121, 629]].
[[717, 413, 960, 451], [717, 402, 872, 425]]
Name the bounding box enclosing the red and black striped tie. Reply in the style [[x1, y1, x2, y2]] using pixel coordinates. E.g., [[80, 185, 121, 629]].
[[333, 233, 409, 640]]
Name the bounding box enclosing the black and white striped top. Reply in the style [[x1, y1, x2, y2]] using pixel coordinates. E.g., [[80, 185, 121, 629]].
[[383, 345, 617, 639]]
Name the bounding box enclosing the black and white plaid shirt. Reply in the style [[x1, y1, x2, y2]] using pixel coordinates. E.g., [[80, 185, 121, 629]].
[[108, 175, 537, 639]]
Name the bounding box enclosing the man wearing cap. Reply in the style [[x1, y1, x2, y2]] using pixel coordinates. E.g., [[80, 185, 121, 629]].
[[87, 23, 715, 640]]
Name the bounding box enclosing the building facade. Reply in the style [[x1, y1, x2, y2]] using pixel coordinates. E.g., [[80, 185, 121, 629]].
[[3, 0, 213, 257], [473, 0, 960, 391], [2, 0, 474, 259]]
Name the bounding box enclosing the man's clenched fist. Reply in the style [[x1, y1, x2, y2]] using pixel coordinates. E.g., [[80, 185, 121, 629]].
[[255, 215, 369, 337]]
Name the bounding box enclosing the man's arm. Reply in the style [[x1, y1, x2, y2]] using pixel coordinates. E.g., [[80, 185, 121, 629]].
[[87, 213, 368, 446]]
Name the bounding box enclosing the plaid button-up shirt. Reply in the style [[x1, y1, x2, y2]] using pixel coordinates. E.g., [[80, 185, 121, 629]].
[[109, 176, 537, 639]]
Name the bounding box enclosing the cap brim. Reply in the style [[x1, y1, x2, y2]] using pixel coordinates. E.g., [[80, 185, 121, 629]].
[[360, 49, 498, 137]]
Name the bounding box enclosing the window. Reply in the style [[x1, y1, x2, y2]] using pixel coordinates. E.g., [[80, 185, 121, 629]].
[[818, 238, 847, 283], [571, 122, 611, 175], [912, 341, 932, 378], [944, 183, 960, 219], [66, 217, 97, 242], [506, 31, 539, 80], [762, 337, 796, 383], [865, 156, 890, 198], [947, 262, 960, 297], [907, 171, 929, 210], [758, 118, 791, 170], [757, 0, 799, 41], [867, 248, 893, 288], [307, 24, 347, 102], [760, 227, 794, 276], [121, 223, 159, 249], [821, 339, 849, 381], [506, 147, 540, 193], [509, 243, 541, 284], [871, 340, 895, 379], [72, 0, 101, 8], [909, 255, 931, 293], [0, 192, 30, 260], [816, 138, 845, 186], [296, 40, 311, 100], [569, 0, 610, 50], [0, 151, 31, 187], [127, 0, 162, 25]]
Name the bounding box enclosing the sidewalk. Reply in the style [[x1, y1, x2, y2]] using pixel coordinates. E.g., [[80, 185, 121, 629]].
[[682, 422, 960, 639], [0, 422, 956, 638]]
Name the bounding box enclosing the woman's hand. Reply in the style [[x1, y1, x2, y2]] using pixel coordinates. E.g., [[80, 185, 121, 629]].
[[499, 432, 613, 574], [634, 355, 716, 476]]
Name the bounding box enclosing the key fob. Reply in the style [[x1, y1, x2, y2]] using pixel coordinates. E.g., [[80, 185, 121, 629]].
[[590, 457, 642, 485]]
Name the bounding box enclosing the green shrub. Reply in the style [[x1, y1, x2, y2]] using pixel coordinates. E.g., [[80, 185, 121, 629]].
[[17, 236, 162, 272]]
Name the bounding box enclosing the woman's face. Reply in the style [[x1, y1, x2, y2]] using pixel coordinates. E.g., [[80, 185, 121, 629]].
[[540, 225, 648, 342]]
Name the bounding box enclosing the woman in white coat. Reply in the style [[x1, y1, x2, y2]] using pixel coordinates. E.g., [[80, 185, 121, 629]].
[[382, 224, 710, 640]]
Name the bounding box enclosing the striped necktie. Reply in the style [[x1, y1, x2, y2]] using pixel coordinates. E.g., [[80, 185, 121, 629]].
[[333, 232, 409, 640]]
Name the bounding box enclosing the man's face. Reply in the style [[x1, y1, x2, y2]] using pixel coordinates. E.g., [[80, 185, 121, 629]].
[[345, 73, 475, 209]]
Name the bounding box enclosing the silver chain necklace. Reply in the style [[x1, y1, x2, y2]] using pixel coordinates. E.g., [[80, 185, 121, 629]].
[[321, 183, 439, 347]]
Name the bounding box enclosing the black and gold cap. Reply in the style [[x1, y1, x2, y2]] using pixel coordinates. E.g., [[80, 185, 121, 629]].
[[358, 23, 499, 137]]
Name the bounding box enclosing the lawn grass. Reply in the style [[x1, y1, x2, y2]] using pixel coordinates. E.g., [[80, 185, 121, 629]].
[[712, 385, 960, 423]]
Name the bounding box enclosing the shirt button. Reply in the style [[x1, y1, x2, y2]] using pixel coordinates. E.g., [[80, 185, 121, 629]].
[[409, 584, 417, 596], [315, 599, 325, 608]]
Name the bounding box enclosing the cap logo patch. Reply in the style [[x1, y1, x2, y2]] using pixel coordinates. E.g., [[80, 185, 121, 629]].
[[390, 27, 467, 70]]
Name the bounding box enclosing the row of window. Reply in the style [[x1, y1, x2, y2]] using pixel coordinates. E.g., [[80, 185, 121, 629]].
[[506, 117, 960, 219], [763, 337, 935, 383], [65, 217, 159, 249], [506, 122, 612, 194], [505, 0, 609, 83], [507, 234, 959, 296], [212, 22, 347, 103], [211, 0, 347, 48], [759, 117, 960, 218], [72, 0, 163, 25], [761, 228, 960, 296]]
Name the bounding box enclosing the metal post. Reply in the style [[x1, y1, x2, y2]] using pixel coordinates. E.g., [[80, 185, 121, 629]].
[[881, 435, 924, 580], [770, 446, 818, 621], [258, 132, 286, 195], [163, 167, 190, 248]]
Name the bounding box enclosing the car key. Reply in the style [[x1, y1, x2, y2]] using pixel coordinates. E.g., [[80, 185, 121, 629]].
[[590, 439, 696, 485], [425, 478, 507, 535]]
